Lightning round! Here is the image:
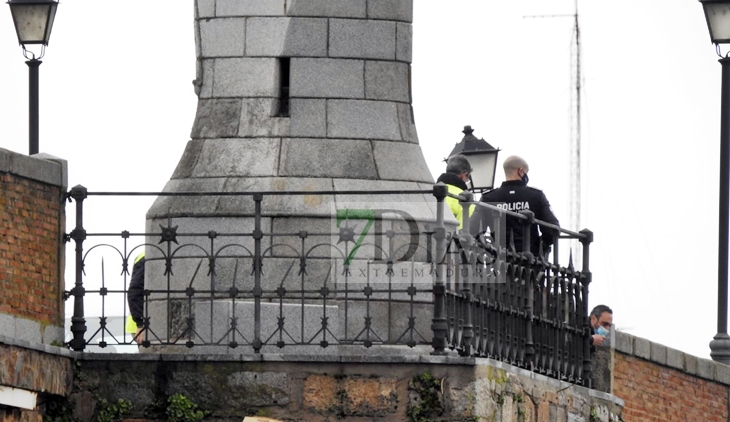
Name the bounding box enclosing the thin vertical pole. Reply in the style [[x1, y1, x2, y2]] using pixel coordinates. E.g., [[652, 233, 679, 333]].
[[431, 184, 448, 355], [252, 193, 263, 353], [27, 58, 41, 155], [711, 57, 730, 364], [69, 185, 87, 351], [579, 229, 593, 386], [459, 191, 474, 356], [520, 210, 535, 369]]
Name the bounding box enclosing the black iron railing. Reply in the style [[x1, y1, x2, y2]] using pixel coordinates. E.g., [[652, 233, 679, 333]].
[[65, 183, 592, 385], [433, 186, 593, 384]]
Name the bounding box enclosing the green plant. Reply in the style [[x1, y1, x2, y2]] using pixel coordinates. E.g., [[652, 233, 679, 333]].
[[94, 398, 133, 422], [43, 396, 76, 422], [407, 372, 444, 422], [255, 408, 273, 418], [590, 406, 601, 422], [167, 393, 205, 422], [494, 393, 505, 406]]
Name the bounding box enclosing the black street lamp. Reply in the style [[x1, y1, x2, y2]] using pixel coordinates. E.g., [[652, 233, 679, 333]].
[[700, 0, 730, 364], [447, 125, 500, 194], [7, 0, 59, 156]]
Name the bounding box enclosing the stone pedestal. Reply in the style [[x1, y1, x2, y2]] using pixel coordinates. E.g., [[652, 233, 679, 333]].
[[144, 0, 455, 352]]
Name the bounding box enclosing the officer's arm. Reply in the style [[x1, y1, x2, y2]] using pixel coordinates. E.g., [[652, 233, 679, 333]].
[[468, 202, 490, 237], [537, 193, 560, 244]]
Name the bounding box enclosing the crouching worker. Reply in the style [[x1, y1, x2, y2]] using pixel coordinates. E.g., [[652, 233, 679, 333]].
[[125, 252, 146, 342]]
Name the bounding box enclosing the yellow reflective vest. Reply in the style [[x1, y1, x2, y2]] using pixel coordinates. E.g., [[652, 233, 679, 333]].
[[445, 184, 475, 229]]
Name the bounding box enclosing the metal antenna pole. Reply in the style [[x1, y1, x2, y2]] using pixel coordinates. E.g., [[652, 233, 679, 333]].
[[524, 2, 583, 266]]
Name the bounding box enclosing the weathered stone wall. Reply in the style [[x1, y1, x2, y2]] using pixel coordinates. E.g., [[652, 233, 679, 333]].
[[0, 339, 74, 396], [0, 336, 74, 422], [0, 148, 66, 344], [67, 353, 623, 422], [595, 331, 730, 422], [0, 407, 42, 422]]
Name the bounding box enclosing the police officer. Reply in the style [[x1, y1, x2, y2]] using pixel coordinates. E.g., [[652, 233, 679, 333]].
[[470, 155, 559, 255], [126, 252, 146, 340]]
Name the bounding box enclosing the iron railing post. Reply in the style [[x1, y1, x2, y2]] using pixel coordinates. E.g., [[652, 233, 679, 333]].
[[459, 191, 474, 356], [68, 185, 87, 351], [519, 210, 535, 369], [431, 184, 449, 355], [252, 193, 263, 353], [580, 229, 594, 386]]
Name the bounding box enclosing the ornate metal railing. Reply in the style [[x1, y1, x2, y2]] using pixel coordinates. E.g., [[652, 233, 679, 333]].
[[433, 187, 593, 385], [64, 183, 592, 385]]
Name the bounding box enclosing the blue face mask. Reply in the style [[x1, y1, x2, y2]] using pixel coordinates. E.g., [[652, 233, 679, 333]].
[[596, 326, 609, 337]]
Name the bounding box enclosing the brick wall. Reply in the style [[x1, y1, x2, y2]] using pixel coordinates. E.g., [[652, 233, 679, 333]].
[[0, 172, 62, 324], [0, 149, 66, 343], [597, 331, 730, 422], [614, 353, 728, 422]]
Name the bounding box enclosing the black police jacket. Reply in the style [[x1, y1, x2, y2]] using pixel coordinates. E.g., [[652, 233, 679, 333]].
[[127, 256, 145, 326], [470, 180, 559, 255]]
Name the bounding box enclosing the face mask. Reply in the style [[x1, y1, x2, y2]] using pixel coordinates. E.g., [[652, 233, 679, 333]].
[[596, 326, 609, 337], [521, 172, 529, 185]]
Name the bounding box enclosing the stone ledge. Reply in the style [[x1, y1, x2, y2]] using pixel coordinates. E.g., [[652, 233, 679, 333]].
[[0, 333, 74, 358], [483, 357, 625, 408], [0, 337, 74, 395], [72, 348, 623, 404], [0, 314, 64, 347], [614, 330, 730, 386], [77, 349, 474, 364], [0, 148, 67, 189], [73, 348, 624, 421]]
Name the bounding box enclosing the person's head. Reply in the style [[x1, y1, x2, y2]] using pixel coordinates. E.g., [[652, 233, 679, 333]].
[[446, 155, 473, 183], [590, 305, 613, 333], [503, 155, 530, 183]]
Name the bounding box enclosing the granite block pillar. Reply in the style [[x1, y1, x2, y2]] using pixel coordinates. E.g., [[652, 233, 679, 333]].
[[144, 0, 453, 353]]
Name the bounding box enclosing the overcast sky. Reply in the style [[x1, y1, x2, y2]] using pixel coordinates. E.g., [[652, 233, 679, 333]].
[[0, 0, 723, 359]]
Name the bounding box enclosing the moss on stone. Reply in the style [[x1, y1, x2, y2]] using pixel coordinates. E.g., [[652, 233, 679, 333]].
[[407, 372, 444, 422]]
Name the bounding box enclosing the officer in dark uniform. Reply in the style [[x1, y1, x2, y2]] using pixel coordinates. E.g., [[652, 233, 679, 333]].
[[127, 252, 146, 340], [469, 155, 559, 255]]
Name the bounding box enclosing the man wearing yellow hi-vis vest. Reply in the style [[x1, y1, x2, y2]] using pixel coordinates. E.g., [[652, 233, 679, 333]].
[[436, 155, 475, 229], [125, 252, 145, 340]]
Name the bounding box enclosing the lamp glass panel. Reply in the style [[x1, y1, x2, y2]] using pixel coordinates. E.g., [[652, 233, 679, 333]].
[[467, 153, 498, 190], [705, 3, 730, 43], [9, 4, 52, 44], [44, 4, 57, 43]]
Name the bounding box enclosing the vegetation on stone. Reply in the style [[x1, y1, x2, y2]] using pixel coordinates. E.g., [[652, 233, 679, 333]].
[[407, 372, 444, 422], [94, 398, 133, 422], [167, 393, 205, 422]]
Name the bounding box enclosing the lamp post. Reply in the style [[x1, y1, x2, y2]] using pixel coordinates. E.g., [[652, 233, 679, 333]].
[[447, 125, 500, 194], [7, 0, 58, 156], [700, 0, 730, 364]]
